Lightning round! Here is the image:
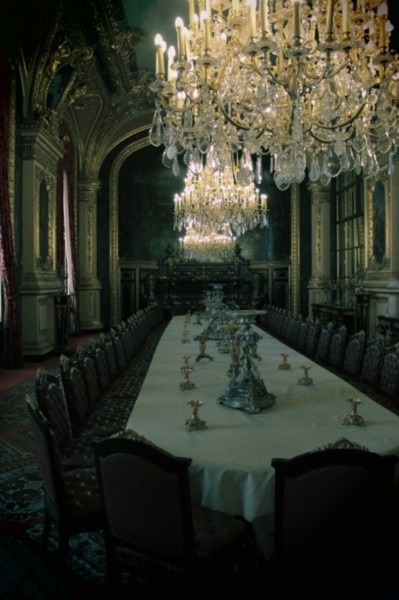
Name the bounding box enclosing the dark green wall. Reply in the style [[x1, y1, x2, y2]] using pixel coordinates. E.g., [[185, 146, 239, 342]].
[[118, 146, 291, 263]]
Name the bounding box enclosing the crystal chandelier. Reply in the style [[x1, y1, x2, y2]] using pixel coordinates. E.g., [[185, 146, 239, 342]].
[[174, 155, 268, 237], [179, 222, 236, 262], [149, 0, 399, 190]]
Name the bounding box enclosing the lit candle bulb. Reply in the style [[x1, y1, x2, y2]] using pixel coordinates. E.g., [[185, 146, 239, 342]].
[[167, 45, 176, 81], [183, 28, 191, 60], [377, 3, 388, 49], [341, 0, 349, 36], [175, 17, 185, 57], [199, 9, 205, 29], [248, 0, 257, 39], [154, 34, 165, 76], [260, 0, 269, 34], [293, 0, 300, 39], [204, 17, 212, 51], [326, 0, 334, 37], [188, 0, 195, 26]]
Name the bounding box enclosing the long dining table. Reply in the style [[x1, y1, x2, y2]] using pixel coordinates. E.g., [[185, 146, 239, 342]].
[[127, 315, 399, 521]]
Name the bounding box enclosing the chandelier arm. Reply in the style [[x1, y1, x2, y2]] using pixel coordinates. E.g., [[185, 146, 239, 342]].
[[213, 48, 267, 132], [309, 129, 353, 145], [311, 101, 367, 132], [385, 87, 399, 106], [216, 100, 267, 133]]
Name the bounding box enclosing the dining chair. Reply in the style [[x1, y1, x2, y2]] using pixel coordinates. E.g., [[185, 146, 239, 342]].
[[251, 447, 398, 599], [60, 357, 122, 438], [378, 347, 399, 399], [314, 322, 334, 364], [304, 319, 321, 357], [359, 336, 386, 389], [296, 318, 310, 352], [92, 435, 249, 595], [25, 394, 102, 559], [341, 330, 366, 380], [35, 369, 94, 469], [77, 351, 132, 425], [287, 314, 302, 348], [326, 324, 348, 371]]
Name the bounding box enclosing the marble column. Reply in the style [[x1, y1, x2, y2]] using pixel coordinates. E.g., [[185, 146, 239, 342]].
[[78, 179, 103, 330], [307, 181, 332, 316]]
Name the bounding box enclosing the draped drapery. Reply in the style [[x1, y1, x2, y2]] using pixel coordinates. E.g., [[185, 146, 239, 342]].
[[0, 51, 23, 368], [57, 123, 81, 335]]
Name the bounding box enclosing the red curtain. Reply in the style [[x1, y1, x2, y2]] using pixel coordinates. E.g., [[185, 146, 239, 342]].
[[0, 51, 23, 368]]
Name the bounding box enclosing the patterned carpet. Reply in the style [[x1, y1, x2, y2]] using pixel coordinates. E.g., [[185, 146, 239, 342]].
[[0, 322, 193, 599]]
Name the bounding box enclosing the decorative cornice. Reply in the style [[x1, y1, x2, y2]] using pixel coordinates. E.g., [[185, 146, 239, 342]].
[[20, 123, 63, 163]]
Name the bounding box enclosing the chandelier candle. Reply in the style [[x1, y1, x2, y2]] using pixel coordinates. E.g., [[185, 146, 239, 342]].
[[149, 0, 399, 190]]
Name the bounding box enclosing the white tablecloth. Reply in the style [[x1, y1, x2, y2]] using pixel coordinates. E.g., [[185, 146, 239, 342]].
[[128, 316, 399, 521]]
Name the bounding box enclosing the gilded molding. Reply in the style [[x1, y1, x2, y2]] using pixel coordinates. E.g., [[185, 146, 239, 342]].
[[78, 180, 101, 275], [109, 135, 149, 325], [308, 181, 330, 272], [365, 173, 391, 271], [290, 183, 300, 315], [21, 125, 63, 164], [35, 166, 55, 270]]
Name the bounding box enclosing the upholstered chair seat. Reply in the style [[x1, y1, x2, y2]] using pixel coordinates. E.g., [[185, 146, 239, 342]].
[[379, 348, 399, 399], [315, 323, 334, 364], [341, 330, 366, 379], [35, 370, 94, 469], [61, 362, 123, 438], [251, 446, 398, 598], [327, 325, 348, 371], [359, 337, 386, 389], [296, 319, 309, 352], [26, 395, 102, 558], [93, 436, 249, 593], [304, 321, 321, 357]]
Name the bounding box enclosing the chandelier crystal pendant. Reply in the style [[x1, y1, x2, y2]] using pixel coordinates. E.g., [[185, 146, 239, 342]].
[[174, 155, 268, 237], [149, 0, 399, 190], [179, 222, 237, 262]]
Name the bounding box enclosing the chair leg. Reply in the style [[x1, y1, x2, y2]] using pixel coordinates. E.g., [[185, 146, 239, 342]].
[[55, 520, 70, 563], [42, 508, 51, 549]]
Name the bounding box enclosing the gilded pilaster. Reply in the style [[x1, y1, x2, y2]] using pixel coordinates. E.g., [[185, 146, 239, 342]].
[[307, 181, 331, 315], [109, 137, 149, 326], [386, 153, 399, 314], [78, 179, 103, 330], [290, 183, 300, 315], [19, 124, 64, 356]]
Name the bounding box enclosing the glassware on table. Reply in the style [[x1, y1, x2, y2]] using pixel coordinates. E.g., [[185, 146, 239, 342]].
[[298, 364, 313, 385], [278, 353, 291, 370], [186, 400, 207, 431], [180, 356, 196, 390], [342, 398, 365, 426], [194, 334, 213, 362]]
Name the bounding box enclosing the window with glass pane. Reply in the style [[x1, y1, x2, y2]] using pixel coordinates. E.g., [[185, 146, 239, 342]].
[[335, 172, 364, 305]]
